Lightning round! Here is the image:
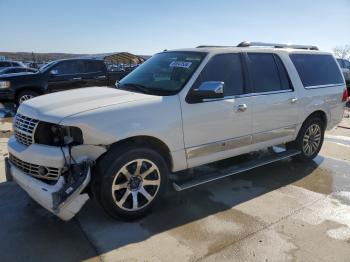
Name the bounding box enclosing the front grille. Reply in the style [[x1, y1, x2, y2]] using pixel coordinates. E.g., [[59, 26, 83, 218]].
[[14, 114, 39, 146], [9, 153, 61, 181]]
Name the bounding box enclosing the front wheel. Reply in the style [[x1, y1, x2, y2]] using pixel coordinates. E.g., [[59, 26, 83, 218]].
[[95, 145, 169, 220], [287, 117, 325, 160], [16, 90, 39, 106]]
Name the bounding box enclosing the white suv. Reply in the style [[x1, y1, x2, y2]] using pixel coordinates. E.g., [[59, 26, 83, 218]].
[[7, 42, 348, 220]]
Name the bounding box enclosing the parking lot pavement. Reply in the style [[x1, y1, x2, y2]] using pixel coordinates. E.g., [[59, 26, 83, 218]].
[[0, 115, 350, 261]]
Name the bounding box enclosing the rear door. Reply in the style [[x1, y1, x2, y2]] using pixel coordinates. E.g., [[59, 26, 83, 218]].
[[181, 53, 253, 167], [245, 53, 299, 145], [82, 60, 108, 87]]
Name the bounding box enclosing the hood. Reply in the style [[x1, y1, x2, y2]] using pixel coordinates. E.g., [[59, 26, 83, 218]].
[[0, 72, 36, 77], [0, 71, 39, 80], [18, 87, 156, 123]]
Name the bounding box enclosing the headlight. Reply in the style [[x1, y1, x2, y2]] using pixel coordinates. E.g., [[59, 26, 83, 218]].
[[34, 122, 83, 146], [0, 81, 10, 88]]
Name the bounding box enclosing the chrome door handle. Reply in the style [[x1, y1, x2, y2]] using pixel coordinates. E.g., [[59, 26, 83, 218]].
[[95, 75, 106, 79], [290, 97, 298, 103], [237, 104, 247, 112], [72, 77, 82, 80]]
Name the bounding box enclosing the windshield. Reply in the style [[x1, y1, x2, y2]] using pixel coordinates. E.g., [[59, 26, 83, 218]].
[[39, 61, 57, 72], [118, 51, 206, 95]]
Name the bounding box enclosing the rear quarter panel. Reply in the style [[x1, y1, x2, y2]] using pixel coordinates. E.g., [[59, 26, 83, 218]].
[[283, 51, 346, 132]]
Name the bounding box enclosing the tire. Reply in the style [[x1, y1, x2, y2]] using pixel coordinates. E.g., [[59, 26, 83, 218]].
[[16, 90, 39, 106], [286, 117, 325, 160], [94, 144, 169, 220]]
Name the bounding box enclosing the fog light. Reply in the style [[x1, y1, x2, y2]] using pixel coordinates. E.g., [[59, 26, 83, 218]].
[[38, 166, 49, 176]]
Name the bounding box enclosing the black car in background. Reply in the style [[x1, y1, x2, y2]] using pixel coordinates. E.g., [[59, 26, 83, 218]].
[[0, 67, 38, 75], [0, 58, 129, 105], [0, 60, 25, 68]]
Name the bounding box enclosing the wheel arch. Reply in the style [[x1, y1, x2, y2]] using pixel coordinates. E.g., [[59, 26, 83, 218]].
[[15, 86, 44, 98], [104, 135, 173, 172], [304, 110, 328, 128]]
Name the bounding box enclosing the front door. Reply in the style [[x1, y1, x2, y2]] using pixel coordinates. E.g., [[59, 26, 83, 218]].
[[48, 60, 87, 92], [181, 53, 253, 167]]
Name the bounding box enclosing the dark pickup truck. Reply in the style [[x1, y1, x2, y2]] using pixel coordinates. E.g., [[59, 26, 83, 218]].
[[0, 58, 129, 105]]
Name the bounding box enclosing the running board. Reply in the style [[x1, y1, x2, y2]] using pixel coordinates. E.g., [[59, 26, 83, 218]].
[[172, 149, 300, 191]]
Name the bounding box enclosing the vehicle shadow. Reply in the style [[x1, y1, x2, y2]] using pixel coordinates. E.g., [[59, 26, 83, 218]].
[[76, 155, 325, 257], [0, 155, 329, 261]]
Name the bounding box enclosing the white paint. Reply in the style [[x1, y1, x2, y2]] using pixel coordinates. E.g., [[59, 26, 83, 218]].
[[8, 46, 346, 220]]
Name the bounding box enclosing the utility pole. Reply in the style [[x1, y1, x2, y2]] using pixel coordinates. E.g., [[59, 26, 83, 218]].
[[31, 51, 36, 63]]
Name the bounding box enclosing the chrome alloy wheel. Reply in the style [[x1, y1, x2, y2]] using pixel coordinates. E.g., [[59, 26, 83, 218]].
[[111, 159, 161, 211], [302, 124, 322, 156], [19, 94, 34, 104]]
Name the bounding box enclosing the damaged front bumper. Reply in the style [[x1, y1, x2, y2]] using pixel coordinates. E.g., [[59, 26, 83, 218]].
[[8, 162, 91, 221], [7, 136, 94, 221]]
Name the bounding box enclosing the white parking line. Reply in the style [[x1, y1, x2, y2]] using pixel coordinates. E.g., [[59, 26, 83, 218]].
[[325, 135, 350, 142]]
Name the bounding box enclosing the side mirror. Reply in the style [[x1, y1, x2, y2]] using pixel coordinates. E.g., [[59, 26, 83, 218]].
[[49, 69, 59, 76], [190, 81, 224, 102]]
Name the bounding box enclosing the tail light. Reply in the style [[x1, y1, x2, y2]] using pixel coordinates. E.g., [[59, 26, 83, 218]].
[[342, 87, 349, 102]]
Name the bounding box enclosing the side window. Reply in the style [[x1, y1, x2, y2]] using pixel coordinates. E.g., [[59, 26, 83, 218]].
[[52, 61, 85, 75], [72, 61, 85, 74], [336, 59, 344, 68], [274, 55, 292, 90], [344, 60, 350, 69], [194, 53, 244, 96], [290, 54, 344, 87], [247, 53, 283, 93], [85, 61, 105, 73]]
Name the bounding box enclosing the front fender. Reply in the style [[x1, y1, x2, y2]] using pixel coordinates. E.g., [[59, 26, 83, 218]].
[[60, 95, 185, 152]]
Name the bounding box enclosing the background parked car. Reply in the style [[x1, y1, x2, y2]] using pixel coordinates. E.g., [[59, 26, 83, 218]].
[[0, 58, 130, 105], [0, 60, 25, 68], [336, 58, 350, 91], [0, 67, 37, 75]]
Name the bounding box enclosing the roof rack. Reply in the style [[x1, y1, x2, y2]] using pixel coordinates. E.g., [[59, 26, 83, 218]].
[[237, 41, 319, 50], [196, 45, 234, 48]]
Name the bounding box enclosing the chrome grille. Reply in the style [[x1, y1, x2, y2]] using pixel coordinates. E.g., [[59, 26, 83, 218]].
[[14, 114, 39, 146], [9, 153, 61, 181]]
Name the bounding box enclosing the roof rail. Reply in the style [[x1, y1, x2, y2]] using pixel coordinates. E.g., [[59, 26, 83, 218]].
[[237, 41, 319, 50], [196, 45, 234, 48]]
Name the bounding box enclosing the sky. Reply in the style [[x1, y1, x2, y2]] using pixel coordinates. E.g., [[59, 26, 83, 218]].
[[0, 0, 349, 55]]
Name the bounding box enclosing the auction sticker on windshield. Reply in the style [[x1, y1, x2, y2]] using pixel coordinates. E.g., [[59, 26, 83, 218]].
[[169, 61, 192, 68]]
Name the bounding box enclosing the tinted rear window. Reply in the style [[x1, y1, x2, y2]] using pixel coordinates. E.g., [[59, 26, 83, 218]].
[[290, 54, 343, 87], [85, 61, 105, 73], [247, 53, 291, 93]]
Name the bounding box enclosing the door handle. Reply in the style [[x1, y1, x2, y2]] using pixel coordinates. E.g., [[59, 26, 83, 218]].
[[72, 77, 82, 80], [95, 75, 106, 79], [237, 104, 247, 112], [290, 97, 298, 103]]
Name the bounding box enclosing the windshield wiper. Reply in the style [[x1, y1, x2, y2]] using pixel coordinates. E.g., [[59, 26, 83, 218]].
[[120, 83, 151, 94]]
